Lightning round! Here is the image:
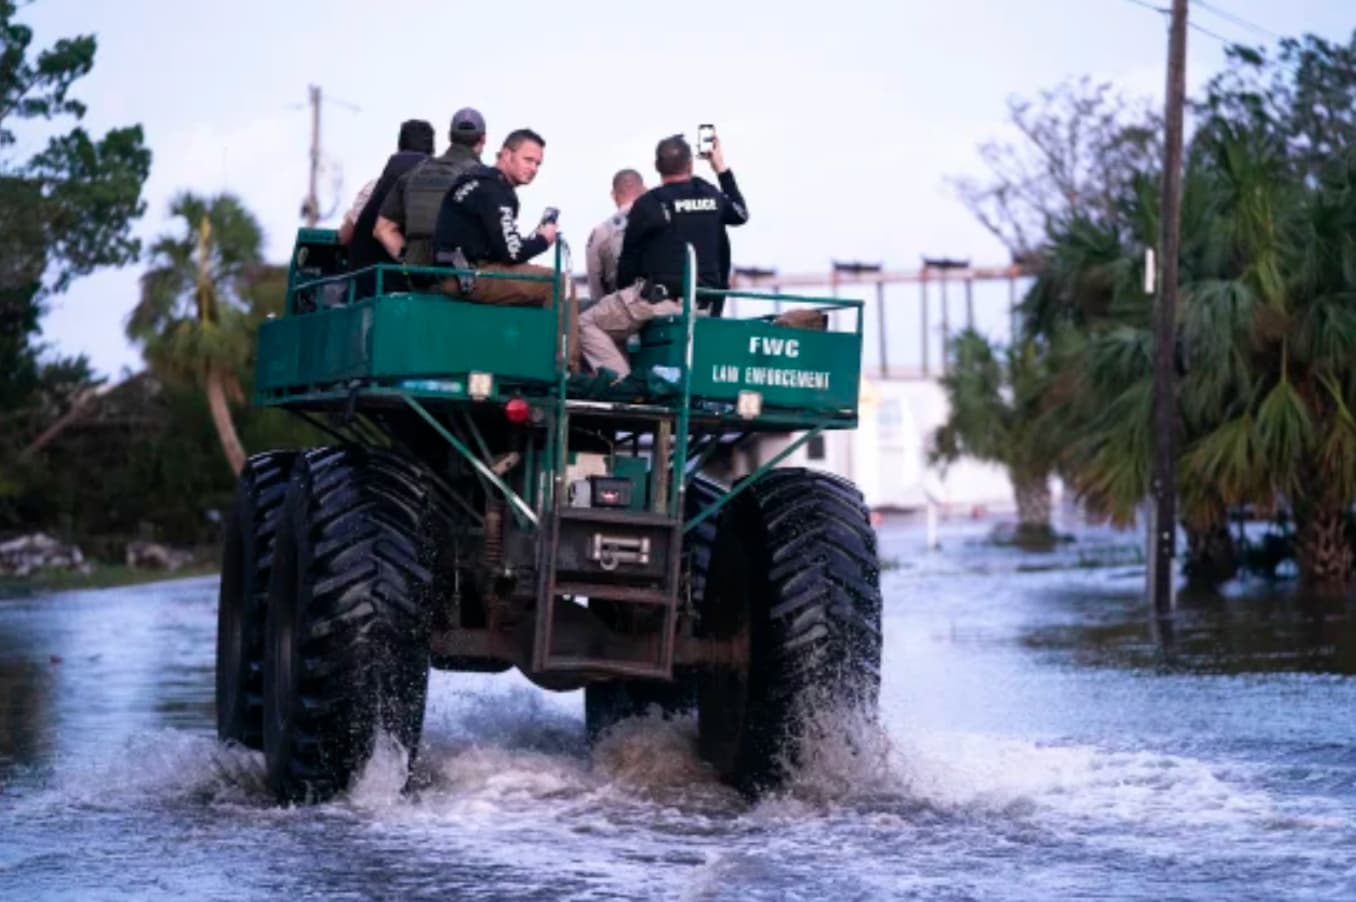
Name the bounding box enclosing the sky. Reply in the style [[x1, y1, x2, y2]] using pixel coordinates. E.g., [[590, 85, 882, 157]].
[[17, 0, 1356, 379]]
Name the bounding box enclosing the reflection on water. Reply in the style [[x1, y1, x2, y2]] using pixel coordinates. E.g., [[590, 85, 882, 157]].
[[1022, 583, 1356, 675], [0, 658, 50, 769]]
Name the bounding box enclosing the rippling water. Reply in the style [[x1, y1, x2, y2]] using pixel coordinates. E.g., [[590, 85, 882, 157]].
[[2, 519, 1354, 900]]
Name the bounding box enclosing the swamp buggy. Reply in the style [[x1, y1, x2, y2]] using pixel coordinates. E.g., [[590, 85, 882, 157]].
[[215, 230, 883, 803]]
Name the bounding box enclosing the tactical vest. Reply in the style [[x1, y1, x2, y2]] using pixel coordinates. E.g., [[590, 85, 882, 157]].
[[403, 145, 480, 264]]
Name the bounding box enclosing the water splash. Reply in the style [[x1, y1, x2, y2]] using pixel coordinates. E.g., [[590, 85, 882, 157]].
[[13, 730, 265, 815], [589, 712, 713, 790], [773, 702, 904, 809], [346, 731, 411, 810]]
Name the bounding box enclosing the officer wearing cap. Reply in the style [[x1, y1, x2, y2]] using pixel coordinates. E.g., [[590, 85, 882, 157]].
[[585, 169, 646, 300], [374, 107, 487, 267]]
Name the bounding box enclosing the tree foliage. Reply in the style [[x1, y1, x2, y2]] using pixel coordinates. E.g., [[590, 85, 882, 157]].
[[129, 192, 265, 383], [127, 192, 278, 474], [951, 76, 1162, 262], [0, 0, 150, 412], [956, 28, 1356, 592]]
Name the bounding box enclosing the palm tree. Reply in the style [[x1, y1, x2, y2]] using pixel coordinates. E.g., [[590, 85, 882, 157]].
[[1038, 119, 1356, 595], [1025, 157, 1245, 585], [959, 49, 1356, 593], [1283, 153, 1356, 592], [1182, 136, 1356, 596], [127, 192, 264, 475], [930, 330, 1060, 549]]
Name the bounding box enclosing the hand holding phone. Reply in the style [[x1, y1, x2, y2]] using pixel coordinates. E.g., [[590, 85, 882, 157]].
[[540, 206, 560, 227], [699, 126, 727, 173], [697, 124, 716, 158]]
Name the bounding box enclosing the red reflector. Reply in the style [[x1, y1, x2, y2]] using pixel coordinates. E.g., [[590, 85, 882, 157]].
[[504, 397, 531, 424]]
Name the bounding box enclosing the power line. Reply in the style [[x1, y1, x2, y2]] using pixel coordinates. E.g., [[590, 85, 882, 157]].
[[1188, 19, 1236, 47], [1191, 0, 1280, 40], [1119, 0, 1262, 48]]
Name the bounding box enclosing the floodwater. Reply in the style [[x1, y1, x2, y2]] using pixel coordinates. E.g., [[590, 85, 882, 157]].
[[2, 518, 1354, 901]]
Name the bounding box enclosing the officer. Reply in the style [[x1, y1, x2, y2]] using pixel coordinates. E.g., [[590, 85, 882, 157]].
[[342, 119, 434, 297], [432, 127, 579, 369], [617, 132, 748, 303], [432, 127, 557, 302], [374, 107, 487, 267], [584, 169, 645, 300], [578, 132, 749, 378]]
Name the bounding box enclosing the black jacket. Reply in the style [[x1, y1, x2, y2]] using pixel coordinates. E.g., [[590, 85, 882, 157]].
[[432, 165, 549, 265], [616, 169, 749, 304], [348, 150, 426, 294]]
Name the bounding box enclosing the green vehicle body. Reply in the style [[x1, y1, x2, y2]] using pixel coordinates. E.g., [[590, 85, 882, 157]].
[[250, 228, 866, 682], [222, 226, 882, 801], [260, 230, 862, 423]]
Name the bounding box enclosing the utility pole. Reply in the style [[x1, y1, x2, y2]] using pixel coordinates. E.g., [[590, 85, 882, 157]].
[[301, 84, 322, 227], [1150, 0, 1188, 616], [293, 84, 359, 228]]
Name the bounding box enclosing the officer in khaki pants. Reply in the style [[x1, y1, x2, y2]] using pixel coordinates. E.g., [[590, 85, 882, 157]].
[[578, 281, 683, 378], [579, 132, 749, 379]]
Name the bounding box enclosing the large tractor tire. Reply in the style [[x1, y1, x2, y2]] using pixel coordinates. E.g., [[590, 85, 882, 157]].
[[216, 450, 297, 749], [263, 445, 440, 804], [696, 468, 883, 796], [582, 474, 724, 741]]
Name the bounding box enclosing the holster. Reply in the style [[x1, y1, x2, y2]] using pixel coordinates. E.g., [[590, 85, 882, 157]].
[[435, 247, 476, 294]]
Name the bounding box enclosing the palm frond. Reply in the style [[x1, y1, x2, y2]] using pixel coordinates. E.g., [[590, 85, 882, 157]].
[[1315, 372, 1356, 506], [1066, 376, 1153, 523], [1182, 414, 1260, 504], [1254, 378, 1312, 494], [1296, 292, 1356, 370], [932, 330, 1012, 465]]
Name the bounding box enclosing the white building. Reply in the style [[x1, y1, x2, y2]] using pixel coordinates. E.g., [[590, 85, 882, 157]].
[[724, 269, 1039, 517]]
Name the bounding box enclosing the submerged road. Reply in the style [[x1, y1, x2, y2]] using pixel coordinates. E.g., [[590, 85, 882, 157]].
[[2, 519, 1354, 900]]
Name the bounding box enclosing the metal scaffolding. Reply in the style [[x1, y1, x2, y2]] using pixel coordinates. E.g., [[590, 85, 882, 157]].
[[572, 258, 1035, 381]]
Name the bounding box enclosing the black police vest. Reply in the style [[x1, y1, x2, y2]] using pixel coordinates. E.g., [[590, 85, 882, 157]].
[[349, 151, 426, 289]]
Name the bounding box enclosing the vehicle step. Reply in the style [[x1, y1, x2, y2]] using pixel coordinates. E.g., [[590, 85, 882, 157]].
[[558, 507, 680, 528], [555, 581, 674, 605], [535, 656, 673, 680]]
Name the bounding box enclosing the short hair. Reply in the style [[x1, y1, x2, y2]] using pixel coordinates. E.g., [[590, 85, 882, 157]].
[[655, 135, 692, 176], [398, 119, 435, 154], [503, 128, 546, 152], [612, 168, 644, 193]]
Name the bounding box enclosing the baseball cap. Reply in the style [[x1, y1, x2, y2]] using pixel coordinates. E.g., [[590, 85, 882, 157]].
[[451, 107, 486, 136]]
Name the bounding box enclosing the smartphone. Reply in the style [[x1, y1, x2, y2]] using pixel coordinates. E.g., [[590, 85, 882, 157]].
[[697, 124, 716, 158], [540, 206, 559, 227]]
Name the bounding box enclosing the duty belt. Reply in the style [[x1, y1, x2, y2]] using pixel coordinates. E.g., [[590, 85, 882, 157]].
[[434, 247, 475, 294]]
